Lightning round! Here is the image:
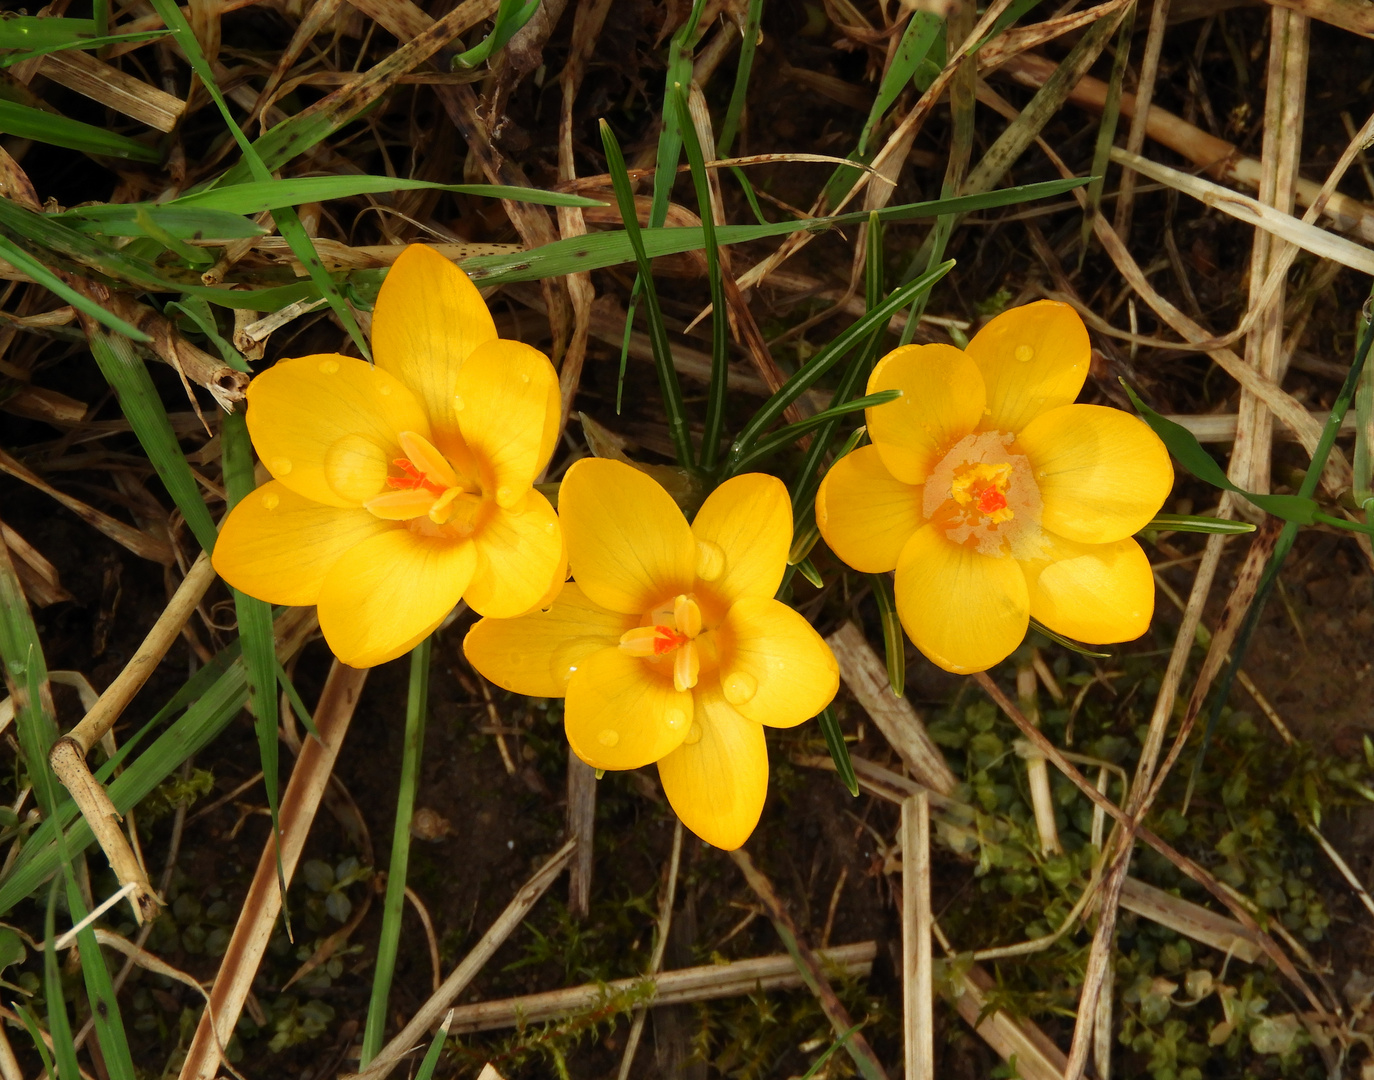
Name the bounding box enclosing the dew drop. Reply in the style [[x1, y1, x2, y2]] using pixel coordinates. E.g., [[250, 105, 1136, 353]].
[[597, 728, 619, 747], [453, 393, 466, 411], [723, 671, 757, 706], [260, 491, 280, 510], [545, 521, 557, 534], [497, 486, 513, 503], [271, 457, 293, 475], [684, 723, 703, 745], [1014, 344, 1035, 363], [318, 358, 340, 374], [379, 383, 393, 396], [520, 373, 531, 384], [695, 539, 725, 582], [665, 708, 687, 730]]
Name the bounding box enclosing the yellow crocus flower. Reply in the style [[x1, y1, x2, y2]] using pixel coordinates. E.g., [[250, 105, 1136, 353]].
[[212, 244, 566, 668], [816, 300, 1174, 674], [465, 459, 839, 850]]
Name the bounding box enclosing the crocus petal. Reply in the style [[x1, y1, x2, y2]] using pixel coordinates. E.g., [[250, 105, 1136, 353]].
[[464, 490, 567, 619], [690, 473, 791, 609], [866, 343, 986, 485], [464, 583, 636, 698], [715, 597, 838, 728], [1022, 533, 1155, 644], [246, 355, 430, 507], [564, 647, 693, 770], [1016, 404, 1174, 544], [560, 458, 696, 615], [316, 530, 475, 668], [371, 244, 497, 447], [213, 481, 391, 606], [452, 338, 560, 508], [658, 687, 768, 850], [894, 524, 1029, 674], [966, 300, 1089, 433], [815, 444, 923, 573]]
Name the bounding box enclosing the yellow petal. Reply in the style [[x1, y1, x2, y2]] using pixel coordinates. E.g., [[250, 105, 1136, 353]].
[[464, 490, 567, 619], [657, 687, 768, 850], [560, 458, 696, 615], [371, 244, 497, 447], [966, 300, 1090, 433], [815, 444, 923, 573], [866, 343, 986, 484], [212, 481, 390, 606], [894, 524, 1029, 674], [564, 647, 693, 770], [715, 597, 838, 728], [464, 583, 635, 698], [316, 529, 476, 668], [1017, 404, 1174, 544], [690, 472, 791, 609], [246, 355, 430, 507], [452, 338, 560, 508], [1022, 533, 1155, 644]]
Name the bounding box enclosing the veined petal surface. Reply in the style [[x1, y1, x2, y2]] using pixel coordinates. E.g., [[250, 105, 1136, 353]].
[[1022, 533, 1155, 644], [464, 490, 566, 619], [866, 344, 985, 485], [658, 688, 768, 850], [452, 338, 561, 507], [1017, 404, 1173, 544], [815, 444, 923, 573], [317, 529, 476, 668], [213, 481, 390, 606], [564, 648, 693, 770], [464, 584, 635, 698], [715, 598, 838, 728], [246, 355, 429, 507], [560, 458, 696, 615], [371, 244, 497, 446], [894, 524, 1029, 674], [966, 300, 1089, 433], [690, 473, 791, 608]]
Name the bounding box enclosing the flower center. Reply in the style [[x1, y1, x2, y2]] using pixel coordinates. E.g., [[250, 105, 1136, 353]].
[[619, 594, 702, 693], [364, 431, 487, 537], [924, 431, 1044, 558]]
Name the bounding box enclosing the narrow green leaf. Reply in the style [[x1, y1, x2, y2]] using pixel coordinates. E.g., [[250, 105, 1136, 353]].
[[176, 177, 603, 214], [716, 0, 763, 157], [796, 557, 823, 589], [0, 16, 96, 49], [0, 29, 169, 67], [730, 390, 899, 473], [361, 637, 431, 1066], [818, 707, 859, 797], [599, 119, 695, 469], [58, 203, 269, 240], [1029, 618, 1111, 658], [0, 100, 158, 161], [0, 236, 150, 341], [1143, 513, 1257, 535], [13, 1004, 56, 1078], [43, 886, 80, 1080], [870, 574, 905, 697], [62, 873, 136, 1080], [165, 295, 248, 369], [86, 329, 219, 552], [412, 1011, 454, 1080], [452, 0, 540, 68], [1079, 3, 1135, 261]]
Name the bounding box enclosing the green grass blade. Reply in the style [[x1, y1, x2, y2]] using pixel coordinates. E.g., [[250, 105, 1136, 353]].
[[729, 260, 954, 466], [165, 296, 248, 369], [56, 204, 269, 240], [0, 100, 158, 161], [1029, 619, 1110, 658], [0, 236, 150, 341], [86, 329, 219, 552], [672, 83, 729, 471], [43, 886, 81, 1080], [599, 119, 695, 469], [222, 410, 288, 913], [716, 0, 763, 156], [870, 573, 904, 697], [1079, 4, 1135, 262], [412, 1010, 453, 1080], [0, 16, 96, 49], [0, 29, 169, 67], [62, 877, 136, 1080], [0, 196, 183, 291], [276, 659, 321, 741], [174, 178, 602, 214], [1143, 514, 1257, 535], [649, 0, 709, 230], [818, 707, 858, 797], [361, 636, 431, 1066], [452, 0, 540, 68], [13, 1004, 56, 1078], [729, 391, 899, 474]]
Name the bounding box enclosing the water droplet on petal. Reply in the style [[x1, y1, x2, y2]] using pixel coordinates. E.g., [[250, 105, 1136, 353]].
[[597, 729, 619, 747], [1014, 345, 1034, 363], [271, 457, 293, 476], [545, 521, 557, 534], [261, 491, 280, 510], [665, 708, 687, 730], [520, 373, 530, 384], [453, 394, 465, 411], [318, 359, 340, 374], [695, 539, 725, 582], [497, 486, 513, 503], [684, 723, 703, 745], [379, 383, 393, 396], [723, 671, 757, 706]]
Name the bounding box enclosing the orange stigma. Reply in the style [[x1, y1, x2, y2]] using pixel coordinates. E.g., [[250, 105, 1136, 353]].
[[386, 458, 447, 496], [977, 486, 1008, 516], [653, 626, 690, 655]]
